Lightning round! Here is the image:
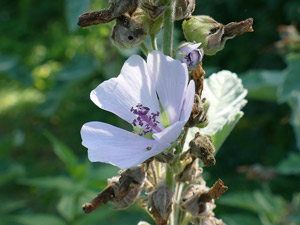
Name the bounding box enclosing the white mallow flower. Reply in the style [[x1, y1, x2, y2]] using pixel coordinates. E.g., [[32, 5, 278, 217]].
[[81, 51, 195, 169]]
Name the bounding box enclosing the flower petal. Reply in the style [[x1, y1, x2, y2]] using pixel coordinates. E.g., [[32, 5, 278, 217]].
[[147, 51, 189, 125], [180, 80, 195, 122], [81, 122, 167, 169], [153, 121, 186, 144], [178, 42, 202, 55], [91, 54, 160, 124]]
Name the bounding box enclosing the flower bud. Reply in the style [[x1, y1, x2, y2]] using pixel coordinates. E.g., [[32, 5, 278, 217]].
[[189, 133, 216, 166], [111, 15, 147, 49], [148, 182, 173, 225], [183, 16, 254, 55], [175, 0, 195, 21], [177, 42, 203, 69]]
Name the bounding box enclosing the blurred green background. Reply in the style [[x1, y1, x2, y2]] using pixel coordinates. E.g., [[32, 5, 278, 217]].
[[1, 0, 300, 224]]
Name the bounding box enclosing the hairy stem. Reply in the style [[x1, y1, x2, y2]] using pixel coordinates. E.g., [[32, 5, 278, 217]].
[[162, 0, 175, 56]]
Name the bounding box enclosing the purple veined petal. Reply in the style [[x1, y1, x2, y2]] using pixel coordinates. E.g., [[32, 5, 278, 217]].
[[81, 121, 168, 169], [180, 80, 195, 122], [90, 54, 160, 125], [153, 121, 186, 144], [178, 42, 202, 55], [147, 51, 189, 125]]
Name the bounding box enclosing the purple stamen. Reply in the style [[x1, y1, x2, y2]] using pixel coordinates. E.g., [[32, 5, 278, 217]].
[[130, 103, 162, 136]]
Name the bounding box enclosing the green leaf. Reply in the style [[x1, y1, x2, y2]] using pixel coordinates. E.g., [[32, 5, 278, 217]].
[[221, 214, 261, 225], [242, 70, 285, 101], [277, 152, 300, 175], [278, 54, 300, 102], [184, 70, 247, 152], [44, 131, 78, 174], [12, 214, 66, 225], [65, 0, 91, 32], [211, 112, 244, 152], [57, 194, 77, 221]]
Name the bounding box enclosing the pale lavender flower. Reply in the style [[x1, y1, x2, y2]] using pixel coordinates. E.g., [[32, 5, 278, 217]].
[[81, 51, 195, 169], [178, 42, 203, 68]]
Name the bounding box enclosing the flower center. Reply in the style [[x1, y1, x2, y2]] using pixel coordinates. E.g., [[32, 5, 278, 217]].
[[131, 103, 162, 136]]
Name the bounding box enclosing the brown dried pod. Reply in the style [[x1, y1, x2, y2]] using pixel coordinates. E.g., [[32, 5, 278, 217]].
[[175, 157, 201, 183], [181, 184, 208, 203], [181, 192, 215, 217], [78, 0, 140, 27], [186, 94, 208, 127], [148, 182, 173, 225], [111, 14, 147, 48], [141, 0, 166, 20], [201, 217, 226, 225], [189, 133, 216, 166], [82, 183, 116, 213], [117, 165, 145, 200], [175, 0, 195, 21]]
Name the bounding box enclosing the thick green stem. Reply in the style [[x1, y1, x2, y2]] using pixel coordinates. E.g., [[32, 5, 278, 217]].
[[162, 0, 175, 56], [166, 164, 173, 188]]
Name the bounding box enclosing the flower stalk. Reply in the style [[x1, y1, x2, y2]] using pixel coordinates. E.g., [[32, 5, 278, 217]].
[[162, 0, 175, 56]]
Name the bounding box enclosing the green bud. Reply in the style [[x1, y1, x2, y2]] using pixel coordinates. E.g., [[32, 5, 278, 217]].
[[183, 16, 253, 55]]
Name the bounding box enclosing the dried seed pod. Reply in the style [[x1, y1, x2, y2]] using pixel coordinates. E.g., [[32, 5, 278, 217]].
[[111, 14, 147, 48], [175, 157, 201, 183], [175, 0, 195, 21], [201, 216, 226, 225], [148, 182, 173, 225], [78, 0, 140, 27], [189, 133, 216, 166], [117, 165, 145, 200], [186, 94, 208, 127], [181, 193, 215, 217], [181, 184, 208, 203], [183, 16, 253, 55], [141, 0, 166, 20]]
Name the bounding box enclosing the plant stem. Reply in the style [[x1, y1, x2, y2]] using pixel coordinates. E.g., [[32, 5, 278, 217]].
[[162, 0, 175, 56], [180, 213, 192, 225], [151, 34, 158, 50], [166, 164, 173, 188], [140, 42, 149, 56]]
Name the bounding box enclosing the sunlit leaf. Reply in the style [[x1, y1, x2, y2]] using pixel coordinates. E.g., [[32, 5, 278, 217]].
[[184, 70, 247, 152], [65, 0, 91, 32], [277, 152, 300, 175], [242, 70, 284, 101]]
